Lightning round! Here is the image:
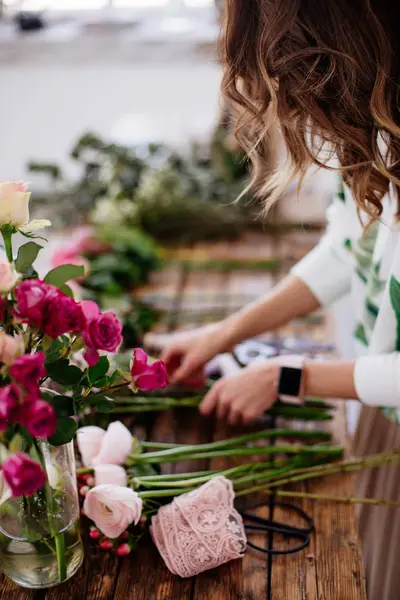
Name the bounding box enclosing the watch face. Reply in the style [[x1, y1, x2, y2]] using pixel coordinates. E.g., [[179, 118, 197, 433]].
[[278, 366, 302, 397]]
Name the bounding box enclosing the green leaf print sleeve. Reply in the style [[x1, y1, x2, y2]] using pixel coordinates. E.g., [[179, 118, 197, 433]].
[[389, 276, 400, 351]]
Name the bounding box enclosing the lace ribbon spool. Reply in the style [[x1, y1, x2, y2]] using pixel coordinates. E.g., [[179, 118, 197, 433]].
[[151, 476, 247, 578]]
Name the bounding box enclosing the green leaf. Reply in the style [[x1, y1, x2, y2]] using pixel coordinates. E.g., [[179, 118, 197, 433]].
[[60, 284, 74, 298], [88, 356, 110, 384], [390, 276, 400, 316], [42, 393, 74, 418], [15, 242, 42, 273], [44, 264, 84, 288], [44, 338, 65, 364], [82, 393, 115, 413], [354, 323, 368, 346], [48, 417, 78, 446], [47, 360, 82, 385]]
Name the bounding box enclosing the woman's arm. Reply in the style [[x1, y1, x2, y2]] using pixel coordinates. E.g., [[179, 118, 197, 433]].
[[304, 360, 357, 398], [223, 274, 320, 346]]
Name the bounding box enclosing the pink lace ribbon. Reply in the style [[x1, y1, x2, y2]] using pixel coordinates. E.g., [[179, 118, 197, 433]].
[[151, 476, 247, 578]]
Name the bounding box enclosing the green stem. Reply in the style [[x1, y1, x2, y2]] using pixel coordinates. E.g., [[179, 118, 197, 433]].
[[235, 451, 400, 497], [132, 429, 332, 463], [33, 440, 67, 582], [1, 228, 13, 262], [138, 444, 343, 465]]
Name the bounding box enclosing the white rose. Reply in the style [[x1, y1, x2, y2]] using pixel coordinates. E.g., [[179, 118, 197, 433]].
[[0, 181, 30, 227]]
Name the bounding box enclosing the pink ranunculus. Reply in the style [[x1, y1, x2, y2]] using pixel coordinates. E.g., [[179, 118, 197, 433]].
[[44, 292, 85, 339], [77, 422, 132, 468], [0, 384, 21, 431], [81, 301, 123, 366], [130, 348, 168, 392], [2, 452, 47, 497], [92, 421, 133, 467], [94, 465, 127, 487], [0, 255, 19, 294], [10, 352, 47, 393], [0, 332, 24, 366], [77, 426, 106, 467], [83, 484, 142, 539], [24, 399, 57, 439]]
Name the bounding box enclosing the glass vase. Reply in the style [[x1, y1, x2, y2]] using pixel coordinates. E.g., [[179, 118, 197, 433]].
[[0, 440, 84, 589]]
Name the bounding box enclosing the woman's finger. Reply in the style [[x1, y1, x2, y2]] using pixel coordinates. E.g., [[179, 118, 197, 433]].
[[199, 382, 220, 416]]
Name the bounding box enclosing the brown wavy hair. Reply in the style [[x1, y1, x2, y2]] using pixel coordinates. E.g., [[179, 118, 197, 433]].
[[220, 0, 400, 220]]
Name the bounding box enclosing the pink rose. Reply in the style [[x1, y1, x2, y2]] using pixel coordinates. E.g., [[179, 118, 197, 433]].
[[10, 352, 47, 393], [23, 399, 57, 439], [94, 465, 127, 487], [2, 452, 47, 497], [0, 385, 20, 431], [77, 421, 132, 467], [81, 301, 123, 366], [84, 484, 142, 539], [0, 255, 19, 294], [130, 348, 168, 392], [15, 279, 51, 328], [0, 332, 24, 365], [43, 292, 85, 339], [15, 280, 85, 338]]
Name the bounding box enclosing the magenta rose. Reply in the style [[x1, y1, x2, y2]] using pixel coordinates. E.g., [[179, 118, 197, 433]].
[[10, 353, 47, 393], [81, 301, 123, 366], [2, 452, 47, 497], [0, 385, 20, 431], [130, 348, 168, 392], [44, 292, 85, 339], [22, 399, 57, 439], [15, 280, 85, 338], [14, 279, 50, 329]]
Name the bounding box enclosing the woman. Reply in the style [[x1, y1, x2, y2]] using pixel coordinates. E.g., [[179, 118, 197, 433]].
[[159, 2, 400, 599]]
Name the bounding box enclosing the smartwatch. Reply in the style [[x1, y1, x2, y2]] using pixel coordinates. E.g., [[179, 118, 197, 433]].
[[277, 356, 305, 403]]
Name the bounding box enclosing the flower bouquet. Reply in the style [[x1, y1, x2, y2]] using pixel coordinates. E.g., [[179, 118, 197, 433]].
[[0, 182, 167, 589]]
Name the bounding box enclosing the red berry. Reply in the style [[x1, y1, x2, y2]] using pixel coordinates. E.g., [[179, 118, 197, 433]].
[[79, 486, 89, 497], [116, 543, 131, 557], [89, 528, 100, 540], [100, 538, 113, 551], [78, 474, 89, 483]]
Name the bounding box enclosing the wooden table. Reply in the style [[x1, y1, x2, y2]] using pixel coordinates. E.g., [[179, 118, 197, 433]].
[[0, 231, 367, 600]]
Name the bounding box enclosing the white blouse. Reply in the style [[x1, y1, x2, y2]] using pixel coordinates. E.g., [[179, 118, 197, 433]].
[[291, 179, 400, 421]]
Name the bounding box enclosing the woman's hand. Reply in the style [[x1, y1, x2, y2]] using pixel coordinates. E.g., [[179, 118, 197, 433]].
[[199, 359, 281, 425], [158, 322, 234, 384]]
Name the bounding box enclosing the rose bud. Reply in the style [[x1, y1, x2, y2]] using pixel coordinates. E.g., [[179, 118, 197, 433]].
[[130, 348, 168, 392], [0, 384, 21, 431], [2, 452, 46, 497], [99, 538, 113, 551], [116, 543, 131, 557], [24, 399, 57, 439], [89, 527, 101, 540], [0, 332, 24, 366], [10, 353, 47, 394]]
